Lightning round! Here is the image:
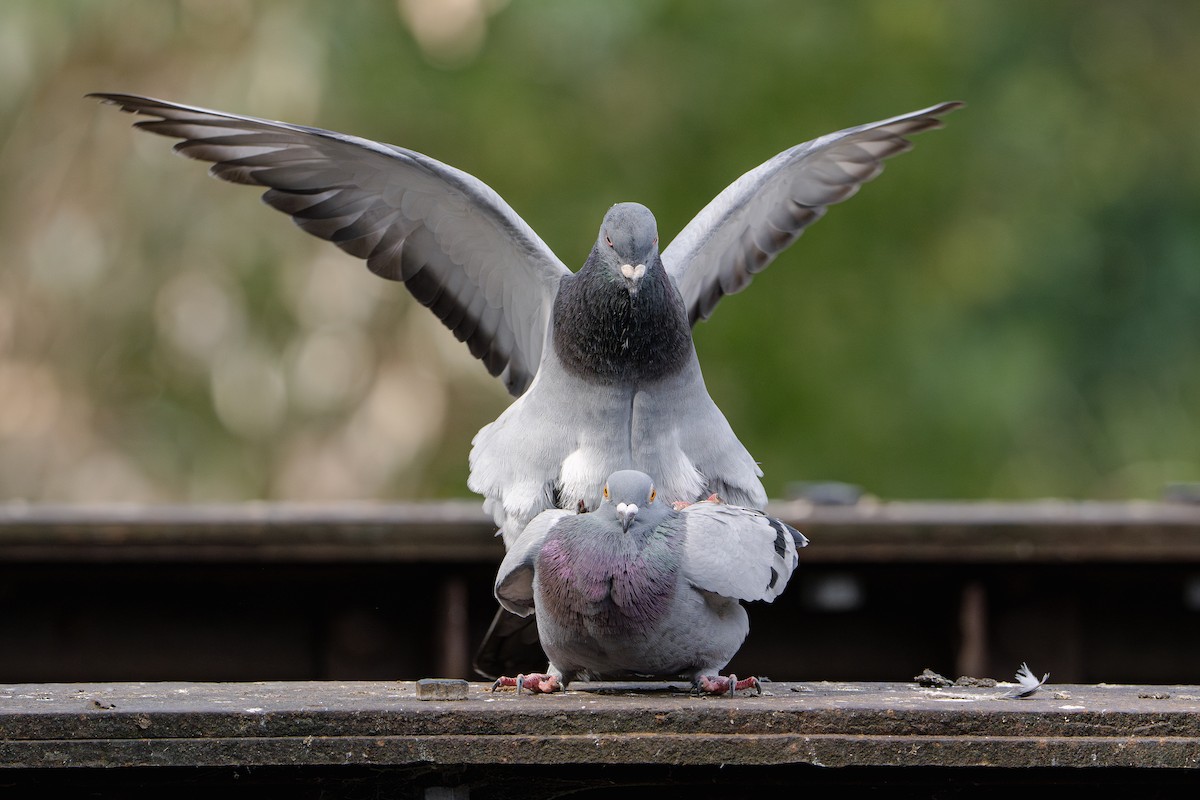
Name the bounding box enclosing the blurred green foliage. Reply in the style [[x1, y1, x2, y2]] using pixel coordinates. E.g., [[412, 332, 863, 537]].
[[1, 0, 1198, 503]]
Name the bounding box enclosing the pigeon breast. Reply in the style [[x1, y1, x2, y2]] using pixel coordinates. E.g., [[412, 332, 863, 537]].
[[535, 517, 683, 637], [551, 252, 693, 386]]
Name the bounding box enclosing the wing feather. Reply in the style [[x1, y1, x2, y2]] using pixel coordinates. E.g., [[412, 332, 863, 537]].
[[91, 93, 571, 396], [663, 102, 963, 325], [675, 502, 807, 602]]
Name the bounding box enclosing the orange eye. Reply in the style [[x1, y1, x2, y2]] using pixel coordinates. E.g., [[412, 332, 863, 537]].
[[603, 485, 609, 500], [648, 487, 657, 503]]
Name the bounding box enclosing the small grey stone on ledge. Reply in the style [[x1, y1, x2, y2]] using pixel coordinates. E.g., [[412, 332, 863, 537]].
[[416, 678, 470, 701]]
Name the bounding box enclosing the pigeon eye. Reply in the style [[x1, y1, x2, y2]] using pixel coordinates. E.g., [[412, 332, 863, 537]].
[[648, 488, 657, 503], [603, 485, 609, 500], [605, 235, 613, 247]]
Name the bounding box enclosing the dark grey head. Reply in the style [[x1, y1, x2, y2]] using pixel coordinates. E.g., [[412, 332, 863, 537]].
[[599, 469, 664, 532], [596, 203, 660, 296]]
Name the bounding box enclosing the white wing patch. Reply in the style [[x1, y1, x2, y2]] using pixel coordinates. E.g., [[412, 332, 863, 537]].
[[676, 502, 806, 603]]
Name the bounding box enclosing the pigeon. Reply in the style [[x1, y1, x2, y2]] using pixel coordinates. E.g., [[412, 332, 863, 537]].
[[90, 93, 959, 673], [491, 469, 808, 695]]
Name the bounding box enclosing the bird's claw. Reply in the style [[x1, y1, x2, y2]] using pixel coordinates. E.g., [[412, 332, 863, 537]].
[[693, 673, 762, 696], [673, 493, 722, 511], [491, 673, 562, 695]]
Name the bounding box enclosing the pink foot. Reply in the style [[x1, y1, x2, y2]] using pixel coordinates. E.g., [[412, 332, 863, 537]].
[[491, 673, 562, 695], [693, 673, 762, 696], [672, 493, 722, 511]]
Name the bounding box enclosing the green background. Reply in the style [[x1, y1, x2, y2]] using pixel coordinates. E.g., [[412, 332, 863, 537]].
[[2, 0, 1198, 503]]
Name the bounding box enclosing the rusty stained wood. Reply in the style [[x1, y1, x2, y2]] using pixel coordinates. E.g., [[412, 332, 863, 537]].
[[2, 499, 1200, 563], [1, 681, 1199, 770]]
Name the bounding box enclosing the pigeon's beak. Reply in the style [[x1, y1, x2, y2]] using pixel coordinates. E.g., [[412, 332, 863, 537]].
[[619, 263, 646, 295], [615, 501, 639, 532]]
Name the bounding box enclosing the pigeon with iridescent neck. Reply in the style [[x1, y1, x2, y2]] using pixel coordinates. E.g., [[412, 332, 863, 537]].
[[492, 470, 808, 695]]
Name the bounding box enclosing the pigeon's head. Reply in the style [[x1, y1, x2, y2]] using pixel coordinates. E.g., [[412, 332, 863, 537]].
[[599, 469, 661, 533], [596, 203, 659, 296]]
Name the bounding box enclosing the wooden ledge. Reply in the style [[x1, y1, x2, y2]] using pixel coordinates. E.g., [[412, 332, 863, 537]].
[[2, 681, 1199, 770]]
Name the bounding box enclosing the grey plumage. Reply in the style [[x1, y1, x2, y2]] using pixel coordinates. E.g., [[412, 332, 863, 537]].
[[664, 106, 962, 325], [468, 201, 766, 545], [91, 93, 957, 675], [494, 470, 807, 686]]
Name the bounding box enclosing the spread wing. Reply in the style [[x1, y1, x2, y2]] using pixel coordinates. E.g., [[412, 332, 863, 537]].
[[90, 93, 572, 397], [493, 509, 573, 616], [675, 502, 807, 603], [663, 101, 963, 325]]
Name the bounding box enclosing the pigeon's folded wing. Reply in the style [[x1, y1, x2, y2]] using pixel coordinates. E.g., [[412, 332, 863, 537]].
[[663, 102, 962, 326], [675, 503, 807, 602], [494, 509, 573, 616], [90, 93, 571, 397]]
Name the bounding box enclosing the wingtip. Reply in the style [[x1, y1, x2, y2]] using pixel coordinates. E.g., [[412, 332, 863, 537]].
[[85, 92, 141, 113], [86, 91, 126, 104], [86, 92, 179, 117], [927, 100, 966, 121], [903, 101, 965, 132]]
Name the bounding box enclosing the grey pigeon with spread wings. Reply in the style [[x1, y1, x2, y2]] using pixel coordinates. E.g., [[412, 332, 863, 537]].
[[492, 470, 808, 694], [91, 93, 961, 549]]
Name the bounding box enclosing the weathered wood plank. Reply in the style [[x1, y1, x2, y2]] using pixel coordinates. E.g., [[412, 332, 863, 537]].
[[2, 500, 1200, 563], [0, 502, 504, 562], [1, 681, 1198, 770]]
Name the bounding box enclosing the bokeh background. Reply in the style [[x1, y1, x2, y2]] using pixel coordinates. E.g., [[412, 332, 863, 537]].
[[2, 0, 1198, 505]]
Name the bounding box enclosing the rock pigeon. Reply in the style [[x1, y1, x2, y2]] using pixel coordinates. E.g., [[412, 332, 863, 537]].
[[492, 469, 808, 694], [90, 93, 959, 674]]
